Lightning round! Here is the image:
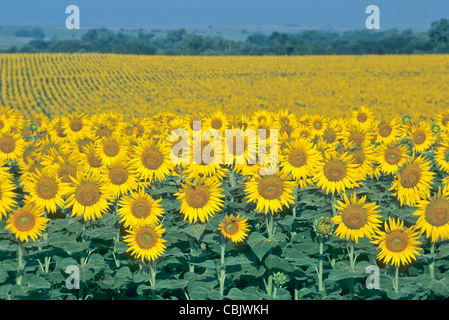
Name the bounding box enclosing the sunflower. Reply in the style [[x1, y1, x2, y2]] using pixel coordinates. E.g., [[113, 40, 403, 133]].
[[0, 106, 18, 133], [332, 193, 382, 243], [100, 158, 139, 199], [343, 123, 374, 148], [74, 141, 104, 175], [434, 140, 449, 173], [376, 143, 410, 175], [41, 151, 81, 184], [95, 132, 129, 167], [408, 122, 434, 153], [123, 223, 167, 262], [46, 116, 69, 145], [279, 138, 320, 181], [389, 155, 435, 207], [251, 110, 273, 127], [308, 114, 328, 138], [320, 126, 342, 148], [205, 110, 229, 133], [5, 203, 49, 242], [0, 174, 17, 220], [23, 169, 69, 214], [223, 127, 257, 166], [413, 187, 449, 242], [245, 170, 295, 215], [346, 144, 378, 180], [351, 106, 375, 132], [218, 214, 250, 243], [291, 124, 313, 141], [65, 172, 113, 221], [436, 112, 449, 132], [175, 177, 225, 223], [62, 112, 90, 141], [129, 137, 174, 183], [117, 188, 164, 229], [0, 132, 26, 163], [375, 118, 401, 145], [183, 138, 228, 181], [371, 217, 422, 267], [313, 150, 361, 195]]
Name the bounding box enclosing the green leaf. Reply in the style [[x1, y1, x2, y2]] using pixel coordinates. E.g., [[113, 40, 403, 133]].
[[247, 232, 276, 261], [264, 255, 294, 272], [436, 244, 449, 259], [114, 267, 132, 287], [226, 287, 260, 300], [156, 279, 188, 290], [0, 284, 12, 300], [187, 280, 218, 300], [48, 235, 90, 253], [0, 240, 16, 252], [419, 278, 449, 296], [189, 260, 217, 269], [85, 227, 119, 241], [25, 275, 51, 290], [183, 223, 207, 241], [225, 256, 253, 266]]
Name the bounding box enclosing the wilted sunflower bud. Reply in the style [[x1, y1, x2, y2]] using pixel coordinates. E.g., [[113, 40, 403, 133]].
[[314, 216, 334, 238]]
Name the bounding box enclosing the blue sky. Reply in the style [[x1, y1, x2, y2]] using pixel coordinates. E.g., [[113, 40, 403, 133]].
[[0, 0, 448, 29]]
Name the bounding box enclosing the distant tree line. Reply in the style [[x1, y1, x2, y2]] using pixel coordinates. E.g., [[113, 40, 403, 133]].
[[2, 19, 449, 55]]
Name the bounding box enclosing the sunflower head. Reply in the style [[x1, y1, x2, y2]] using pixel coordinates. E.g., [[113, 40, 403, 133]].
[[371, 217, 422, 267], [313, 216, 334, 238], [5, 203, 49, 242], [123, 224, 167, 262], [218, 214, 250, 243]]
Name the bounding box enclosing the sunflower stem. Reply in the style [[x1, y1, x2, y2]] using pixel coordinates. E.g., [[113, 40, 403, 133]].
[[219, 237, 226, 297], [348, 241, 356, 271], [394, 266, 399, 294], [16, 241, 24, 286], [429, 242, 435, 280], [266, 214, 274, 240], [318, 237, 324, 292], [149, 260, 157, 300]]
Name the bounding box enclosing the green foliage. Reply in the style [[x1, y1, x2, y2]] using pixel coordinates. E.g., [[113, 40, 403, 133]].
[[3, 19, 449, 55]]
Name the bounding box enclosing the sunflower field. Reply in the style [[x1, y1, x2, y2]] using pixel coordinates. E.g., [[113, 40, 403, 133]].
[[2, 54, 449, 301]]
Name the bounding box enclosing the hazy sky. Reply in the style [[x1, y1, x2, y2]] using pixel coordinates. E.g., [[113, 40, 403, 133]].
[[0, 0, 448, 29]]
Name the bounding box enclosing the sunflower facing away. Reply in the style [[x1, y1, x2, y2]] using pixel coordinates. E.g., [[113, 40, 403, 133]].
[[65, 172, 113, 221], [123, 223, 167, 262], [413, 187, 449, 242], [313, 150, 361, 195], [332, 193, 382, 244], [117, 188, 164, 229], [175, 177, 225, 223], [371, 217, 422, 267], [6, 203, 49, 242], [389, 155, 435, 207], [218, 214, 250, 243], [245, 170, 295, 215]]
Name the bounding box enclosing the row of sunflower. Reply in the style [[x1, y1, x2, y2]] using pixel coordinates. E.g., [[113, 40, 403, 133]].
[[1, 105, 449, 298]]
